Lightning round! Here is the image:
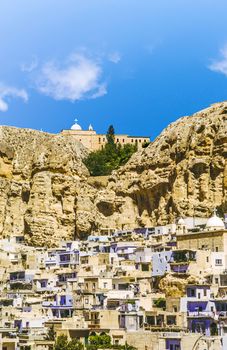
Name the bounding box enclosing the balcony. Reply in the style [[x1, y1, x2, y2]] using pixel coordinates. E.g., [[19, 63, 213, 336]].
[[187, 311, 214, 318], [143, 325, 187, 334], [170, 264, 189, 274], [88, 319, 100, 329]]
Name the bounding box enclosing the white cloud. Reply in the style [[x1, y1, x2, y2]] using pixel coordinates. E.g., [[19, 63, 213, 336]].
[[209, 46, 227, 76], [21, 56, 38, 72], [36, 54, 107, 101], [108, 52, 121, 64], [0, 85, 28, 112]]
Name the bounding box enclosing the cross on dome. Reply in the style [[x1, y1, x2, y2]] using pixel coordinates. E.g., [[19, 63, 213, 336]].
[[71, 118, 82, 131]]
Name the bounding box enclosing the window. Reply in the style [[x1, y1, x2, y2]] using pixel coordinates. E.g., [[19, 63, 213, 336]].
[[215, 278, 219, 284], [142, 264, 149, 272], [204, 289, 207, 296], [206, 257, 209, 262], [198, 293, 201, 299], [215, 259, 223, 266], [216, 247, 219, 252], [190, 289, 195, 297], [85, 298, 89, 304], [41, 281, 46, 288]]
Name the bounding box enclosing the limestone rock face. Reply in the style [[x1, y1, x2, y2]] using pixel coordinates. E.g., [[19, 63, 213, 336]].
[[0, 102, 226, 246], [158, 274, 200, 297], [103, 102, 227, 228], [0, 126, 88, 246]]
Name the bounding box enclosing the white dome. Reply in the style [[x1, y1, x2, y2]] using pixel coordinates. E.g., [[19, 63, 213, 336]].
[[206, 210, 225, 230], [178, 217, 185, 226], [71, 119, 82, 131]]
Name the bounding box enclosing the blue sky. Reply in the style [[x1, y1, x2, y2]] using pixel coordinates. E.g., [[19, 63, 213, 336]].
[[0, 0, 227, 139]]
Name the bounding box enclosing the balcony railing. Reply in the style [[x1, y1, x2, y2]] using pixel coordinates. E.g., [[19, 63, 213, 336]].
[[88, 319, 100, 329], [188, 311, 214, 317]]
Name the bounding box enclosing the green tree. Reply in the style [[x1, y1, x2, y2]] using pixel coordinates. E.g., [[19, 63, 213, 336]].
[[68, 339, 84, 350], [153, 298, 166, 309], [106, 125, 115, 145], [99, 334, 111, 347], [54, 335, 68, 350], [88, 334, 111, 349], [54, 335, 84, 350], [84, 125, 138, 176]]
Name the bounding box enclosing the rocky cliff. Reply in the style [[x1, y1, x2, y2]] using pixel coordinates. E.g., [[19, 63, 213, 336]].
[[98, 101, 227, 228], [0, 126, 88, 246], [0, 102, 226, 246]]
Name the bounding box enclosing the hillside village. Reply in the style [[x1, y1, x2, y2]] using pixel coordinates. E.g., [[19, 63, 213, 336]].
[[1, 1, 227, 350], [0, 210, 227, 350]]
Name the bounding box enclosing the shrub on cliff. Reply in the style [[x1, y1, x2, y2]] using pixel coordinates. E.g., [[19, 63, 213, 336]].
[[84, 125, 137, 176]]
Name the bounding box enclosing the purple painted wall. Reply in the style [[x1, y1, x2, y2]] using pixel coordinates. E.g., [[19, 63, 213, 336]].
[[166, 339, 181, 350], [188, 301, 208, 312]]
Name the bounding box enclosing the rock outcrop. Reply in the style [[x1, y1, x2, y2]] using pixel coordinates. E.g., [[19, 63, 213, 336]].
[[0, 102, 226, 246], [0, 126, 88, 246], [77, 101, 227, 233]]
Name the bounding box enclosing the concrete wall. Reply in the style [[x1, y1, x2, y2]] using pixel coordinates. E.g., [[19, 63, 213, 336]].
[[177, 230, 227, 253]]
